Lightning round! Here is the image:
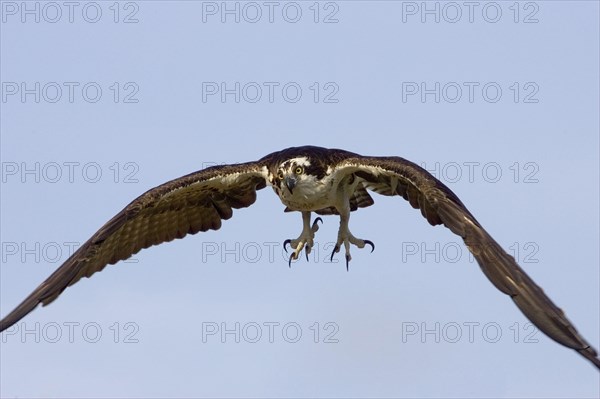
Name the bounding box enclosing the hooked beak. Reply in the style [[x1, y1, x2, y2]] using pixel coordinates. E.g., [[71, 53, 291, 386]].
[[284, 176, 296, 194]]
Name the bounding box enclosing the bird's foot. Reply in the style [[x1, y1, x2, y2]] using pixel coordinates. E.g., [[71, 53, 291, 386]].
[[330, 227, 374, 271], [284, 217, 322, 266]]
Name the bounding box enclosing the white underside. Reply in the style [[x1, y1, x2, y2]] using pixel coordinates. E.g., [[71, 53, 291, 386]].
[[277, 173, 336, 212]]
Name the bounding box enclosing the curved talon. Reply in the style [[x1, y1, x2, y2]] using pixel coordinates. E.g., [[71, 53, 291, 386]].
[[283, 239, 292, 253], [364, 240, 375, 253], [330, 245, 340, 262], [288, 253, 296, 268], [314, 217, 323, 225], [305, 245, 310, 262], [345, 253, 351, 271]]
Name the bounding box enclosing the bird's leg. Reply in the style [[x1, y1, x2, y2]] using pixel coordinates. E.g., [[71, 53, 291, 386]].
[[283, 211, 322, 266], [330, 207, 374, 271]]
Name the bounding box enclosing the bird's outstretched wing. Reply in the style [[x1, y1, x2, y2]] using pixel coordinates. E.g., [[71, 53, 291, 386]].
[[332, 155, 600, 369], [0, 162, 269, 332]]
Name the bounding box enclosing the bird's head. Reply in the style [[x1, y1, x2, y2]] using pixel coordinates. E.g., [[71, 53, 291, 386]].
[[270, 156, 320, 198]]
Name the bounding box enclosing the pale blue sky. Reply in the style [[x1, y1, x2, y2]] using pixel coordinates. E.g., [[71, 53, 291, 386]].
[[1, 1, 599, 397]]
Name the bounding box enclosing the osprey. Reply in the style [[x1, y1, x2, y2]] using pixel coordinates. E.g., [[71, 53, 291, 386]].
[[1, 146, 598, 369]]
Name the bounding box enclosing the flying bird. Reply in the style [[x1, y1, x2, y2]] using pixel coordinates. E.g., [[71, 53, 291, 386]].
[[1, 146, 598, 369]]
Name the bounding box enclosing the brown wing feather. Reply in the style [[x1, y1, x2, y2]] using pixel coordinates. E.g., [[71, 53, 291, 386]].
[[0, 161, 269, 332], [338, 156, 600, 369]]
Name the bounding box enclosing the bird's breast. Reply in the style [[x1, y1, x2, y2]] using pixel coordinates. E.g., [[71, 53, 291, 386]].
[[276, 178, 333, 212]]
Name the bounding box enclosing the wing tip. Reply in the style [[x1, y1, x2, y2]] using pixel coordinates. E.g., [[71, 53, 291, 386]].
[[577, 346, 600, 370]]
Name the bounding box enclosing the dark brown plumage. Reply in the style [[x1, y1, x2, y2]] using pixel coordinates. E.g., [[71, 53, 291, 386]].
[[1, 145, 598, 370]]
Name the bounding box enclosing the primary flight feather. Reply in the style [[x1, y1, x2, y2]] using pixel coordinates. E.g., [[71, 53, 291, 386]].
[[1, 146, 598, 370]]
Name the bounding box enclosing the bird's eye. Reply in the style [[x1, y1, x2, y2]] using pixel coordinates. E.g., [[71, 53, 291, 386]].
[[277, 171, 284, 180], [295, 166, 303, 175]]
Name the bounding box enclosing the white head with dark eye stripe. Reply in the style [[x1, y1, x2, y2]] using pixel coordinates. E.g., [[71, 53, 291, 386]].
[[268, 156, 331, 209], [272, 157, 311, 195]]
